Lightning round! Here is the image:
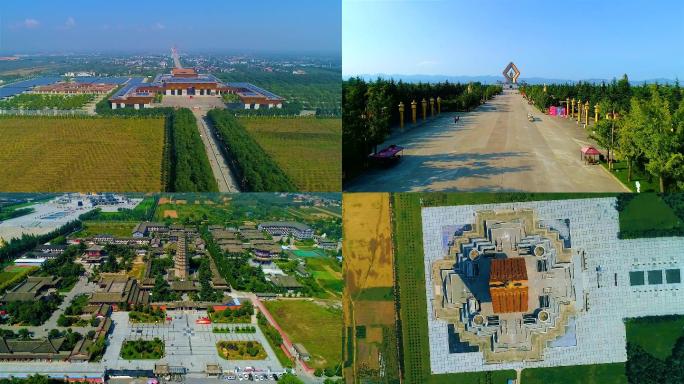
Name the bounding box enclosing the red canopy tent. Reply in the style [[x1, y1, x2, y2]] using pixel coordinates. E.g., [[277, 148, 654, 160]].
[[580, 146, 601, 164]]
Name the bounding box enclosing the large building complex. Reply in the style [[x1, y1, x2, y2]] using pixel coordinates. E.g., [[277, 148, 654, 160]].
[[109, 47, 284, 110], [422, 198, 684, 374], [258, 221, 313, 240]]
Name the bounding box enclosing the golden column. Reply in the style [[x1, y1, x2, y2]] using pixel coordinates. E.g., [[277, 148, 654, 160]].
[[571, 98, 576, 118], [543, 84, 547, 93], [429, 97, 435, 117], [398, 102, 405, 130], [421, 98, 427, 121], [576, 99, 582, 123], [411, 100, 417, 124], [566, 97, 570, 117], [437, 96, 442, 114], [584, 101, 590, 125], [594, 103, 600, 124]]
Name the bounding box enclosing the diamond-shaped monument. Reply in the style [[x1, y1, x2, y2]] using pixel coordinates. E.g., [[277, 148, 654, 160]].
[[502, 61, 520, 84]]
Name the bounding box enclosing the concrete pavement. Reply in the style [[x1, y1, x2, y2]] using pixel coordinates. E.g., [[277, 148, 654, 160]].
[[193, 110, 240, 192], [346, 90, 629, 193]]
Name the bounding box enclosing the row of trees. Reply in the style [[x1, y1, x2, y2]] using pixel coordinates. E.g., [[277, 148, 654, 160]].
[[196, 257, 223, 302], [626, 337, 684, 383], [523, 77, 683, 191], [207, 109, 297, 192], [0, 94, 94, 110], [343, 77, 502, 180], [169, 108, 219, 192]]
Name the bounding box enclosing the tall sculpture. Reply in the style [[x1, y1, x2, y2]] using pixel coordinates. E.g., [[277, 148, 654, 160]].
[[502, 62, 521, 84]]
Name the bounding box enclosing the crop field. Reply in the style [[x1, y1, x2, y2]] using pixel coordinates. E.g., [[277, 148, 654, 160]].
[[0, 93, 95, 110], [0, 117, 164, 192], [72, 221, 138, 238], [239, 117, 341, 192], [342, 193, 400, 383], [262, 299, 342, 370], [154, 199, 232, 223]]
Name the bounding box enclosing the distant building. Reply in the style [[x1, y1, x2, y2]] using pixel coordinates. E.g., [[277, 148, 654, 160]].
[[84, 245, 105, 264], [270, 275, 303, 292], [132, 222, 169, 237], [89, 275, 147, 309], [258, 221, 313, 240], [0, 337, 70, 362]]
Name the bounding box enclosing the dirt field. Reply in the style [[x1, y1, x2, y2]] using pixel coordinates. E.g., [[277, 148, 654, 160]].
[[0, 117, 165, 192], [342, 193, 395, 293], [163, 210, 178, 218]]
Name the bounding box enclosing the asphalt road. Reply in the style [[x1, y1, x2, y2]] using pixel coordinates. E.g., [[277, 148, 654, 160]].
[[346, 90, 629, 192]]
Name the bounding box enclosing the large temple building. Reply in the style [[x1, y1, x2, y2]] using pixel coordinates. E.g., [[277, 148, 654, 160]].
[[421, 198, 684, 374], [109, 47, 283, 110]]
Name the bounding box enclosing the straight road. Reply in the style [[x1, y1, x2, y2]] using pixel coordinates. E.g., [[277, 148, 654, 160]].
[[191, 109, 240, 192], [346, 90, 629, 192]]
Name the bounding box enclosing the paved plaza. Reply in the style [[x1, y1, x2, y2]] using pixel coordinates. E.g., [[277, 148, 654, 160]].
[[103, 310, 284, 374], [346, 91, 628, 192], [0, 194, 140, 242], [421, 197, 684, 374]]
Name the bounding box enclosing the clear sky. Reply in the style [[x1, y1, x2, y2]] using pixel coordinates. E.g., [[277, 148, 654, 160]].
[[0, 0, 341, 54], [343, 0, 684, 80]]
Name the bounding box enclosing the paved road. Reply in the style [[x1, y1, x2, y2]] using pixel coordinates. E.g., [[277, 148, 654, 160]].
[[346, 90, 629, 192], [192, 110, 240, 192]]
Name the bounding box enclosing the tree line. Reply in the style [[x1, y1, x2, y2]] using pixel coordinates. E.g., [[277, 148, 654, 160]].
[[342, 77, 502, 181], [169, 108, 219, 192], [207, 109, 297, 192], [522, 76, 683, 192]]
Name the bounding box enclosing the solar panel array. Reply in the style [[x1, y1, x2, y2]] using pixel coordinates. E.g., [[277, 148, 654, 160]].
[[226, 82, 283, 100], [72, 76, 130, 85], [110, 78, 143, 100], [0, 76, 61, 99]]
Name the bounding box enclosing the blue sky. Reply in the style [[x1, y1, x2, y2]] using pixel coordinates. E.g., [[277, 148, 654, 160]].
[[343, 0, 684, 80], [0, 0, 341, 54]]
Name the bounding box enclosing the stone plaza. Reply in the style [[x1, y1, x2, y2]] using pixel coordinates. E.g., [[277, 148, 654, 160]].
[[421, 197, 684, 374]]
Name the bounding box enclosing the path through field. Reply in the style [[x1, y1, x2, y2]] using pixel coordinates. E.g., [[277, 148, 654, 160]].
[[192, 109, 240, 192]]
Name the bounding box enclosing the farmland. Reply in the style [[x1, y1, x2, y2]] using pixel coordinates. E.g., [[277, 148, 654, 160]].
[[263, 299, 342, 370], [342, 193, 399, 383], [239, 117, 341, 192], [305, 256, 343, 297], [72, 221, 138, 238], [0, 93, 95, 110], [0, 117, 164, 192]]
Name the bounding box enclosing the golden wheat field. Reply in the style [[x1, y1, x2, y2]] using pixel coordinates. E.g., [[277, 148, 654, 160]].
[[0, 117, 165, 192], [239, 117, 341, 192]]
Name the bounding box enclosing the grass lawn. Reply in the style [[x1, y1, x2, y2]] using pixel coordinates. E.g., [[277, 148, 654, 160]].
[[0, 116, 165, 192], [154, 200, 232, 223], [216, 340, 267, 360], [602, 160, 658, 192], [263, 299, 341, 369], [427, 371, 516, 384], [120, 338, 165, 359], [0, 266, 37, 294], [239, 117, 341, 192], [72, 221, 138, 238], [305, 257, 342, 296], [626, 315, 684, 359], [521, 363, 627, 384], [618, 193, 682, 236]]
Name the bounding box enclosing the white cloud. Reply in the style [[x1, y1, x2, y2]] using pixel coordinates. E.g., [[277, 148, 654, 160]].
[[65, 17, 76, 29], [23, 18, 40, 29], [153, 22, 165, 30]]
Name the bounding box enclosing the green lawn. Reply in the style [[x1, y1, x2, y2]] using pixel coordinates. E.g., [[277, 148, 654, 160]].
[[305, 257, 342, 296], [602, 160, 658, 193], [427, 371, 516, 384], [120, 339, 165, 359], [0, 266, 37, 294], [263, 299, 341, 369], [626, 315, 684, 359], [72, 221, 138, 238], [521, 363, 627, 384], [618, 194, 682, 237]]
